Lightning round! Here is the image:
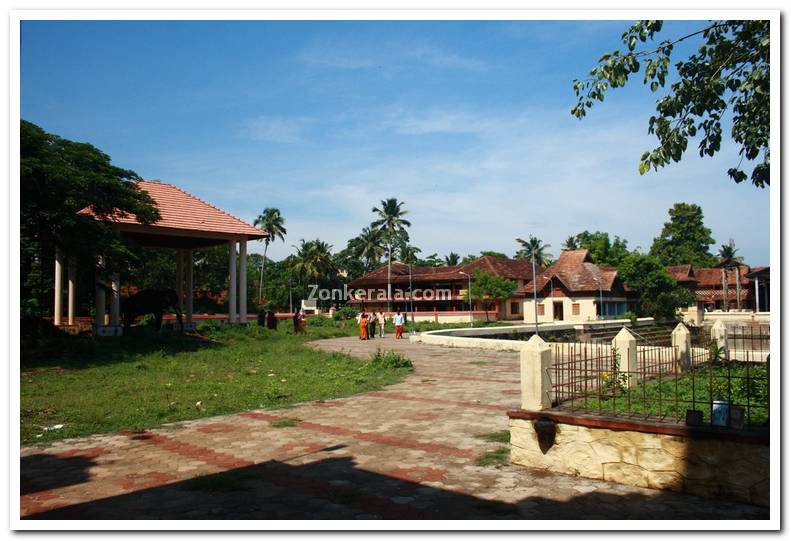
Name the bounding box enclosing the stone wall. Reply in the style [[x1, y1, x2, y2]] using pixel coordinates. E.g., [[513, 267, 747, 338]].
[[510, 414, 769, 507]]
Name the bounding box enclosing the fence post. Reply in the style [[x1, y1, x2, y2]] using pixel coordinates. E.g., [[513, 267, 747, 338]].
[[671, 323, 691, 371], [612, 327, 637, 387], [711, 320, 729, 360], [520, 334, 552, 410]]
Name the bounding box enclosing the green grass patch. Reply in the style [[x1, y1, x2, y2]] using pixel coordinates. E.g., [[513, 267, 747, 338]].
[[475, 430, 510, 444], [475, 447, 510, 467], [269, 417, 300, 428], [20, 323, 412, 445], [578, 362, 769, 426]]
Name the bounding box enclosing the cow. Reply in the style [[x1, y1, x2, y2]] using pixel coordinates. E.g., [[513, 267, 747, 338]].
[[122, 289, 183, 331]]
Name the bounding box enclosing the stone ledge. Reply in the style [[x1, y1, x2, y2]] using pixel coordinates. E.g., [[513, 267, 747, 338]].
[[507, 409, 769, 446]]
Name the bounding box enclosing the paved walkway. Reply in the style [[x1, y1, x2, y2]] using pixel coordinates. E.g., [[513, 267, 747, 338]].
[[20, 336, 767, 520]]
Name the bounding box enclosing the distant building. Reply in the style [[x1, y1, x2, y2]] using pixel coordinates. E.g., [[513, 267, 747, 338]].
[[521, 249, 637, 323], [347, 255, 537, 322], [668, 264, 767, 312]]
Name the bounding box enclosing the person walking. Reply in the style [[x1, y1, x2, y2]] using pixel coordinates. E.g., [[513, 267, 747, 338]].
[[266, 310, 278, 330], [394, 309, 405, 339], [359, 311, 369, 340], [368, 310, 377, 339], [376, 310, 386, 338]]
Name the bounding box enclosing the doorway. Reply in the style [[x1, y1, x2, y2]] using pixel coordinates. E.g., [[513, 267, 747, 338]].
[[553, 301, 564, 321]]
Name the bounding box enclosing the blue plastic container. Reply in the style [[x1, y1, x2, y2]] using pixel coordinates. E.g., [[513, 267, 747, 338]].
[[712, 400, 730, 426]]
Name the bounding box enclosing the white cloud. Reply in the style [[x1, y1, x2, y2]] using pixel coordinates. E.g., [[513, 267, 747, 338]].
[[239, 115, 313, 144]]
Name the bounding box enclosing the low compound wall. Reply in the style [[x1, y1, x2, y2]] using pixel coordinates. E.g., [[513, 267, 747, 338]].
[[509, 410, 769, 507]]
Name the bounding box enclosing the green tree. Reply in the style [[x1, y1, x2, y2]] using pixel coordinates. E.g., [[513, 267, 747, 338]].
[[571, 230, 632, 266], [396, 241, 422, 265], [515, 236, 553, 267], [469, 270, 519, 321], [371, 198, 411, 307], [418, 253, 443, 267], [461, 251, 509, 264], [290, 239, 337, 305], [253, 208, 287, 305], [348, 226, 386, 272], [618, 253, 696, 320], [20, 120, 159, 318], [649, 203, 718, 267], [562, 236, 579, 250], [444, 252, 460, 266], [573, 20, 770, 187]]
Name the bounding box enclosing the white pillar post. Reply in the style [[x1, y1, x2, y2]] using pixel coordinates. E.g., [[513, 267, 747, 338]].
[[54, 248, 64, 326], [110, 272, 121, 326], [754, 278, 760, 312], [94, 256, 106, 330], [520, 335, 552, 410], [67, 255, 77, 326], [671, 323, 691, 371], [239, 239, 247, 325], [186, 249, 194, 325], [228, 239, 237, 323], [711, 320, 729, 360], [612, 327, 638, 387]]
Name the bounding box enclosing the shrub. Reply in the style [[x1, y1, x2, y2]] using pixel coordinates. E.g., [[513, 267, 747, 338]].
[[368, 348, 413, 370], [333, 306, 360, 321]]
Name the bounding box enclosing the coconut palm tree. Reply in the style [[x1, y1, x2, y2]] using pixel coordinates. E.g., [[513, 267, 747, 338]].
[[253, 208, 287, 305], [349, 226, 386, 272], [717, 240, 744, 311], [562, 235, 579, 251], [444, 252, 460, 266], [396, 241, 422, 265], [515, 236, 553, 267], [371, 198, 411, 310], [290, 239, 336, 303]]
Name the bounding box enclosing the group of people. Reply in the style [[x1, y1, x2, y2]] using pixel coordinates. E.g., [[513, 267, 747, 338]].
[[257, 309, 279, 330], [357, 309, 406, 340]]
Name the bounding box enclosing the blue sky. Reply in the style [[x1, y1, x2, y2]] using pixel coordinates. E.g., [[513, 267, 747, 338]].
[[21, 19, 770, 265]]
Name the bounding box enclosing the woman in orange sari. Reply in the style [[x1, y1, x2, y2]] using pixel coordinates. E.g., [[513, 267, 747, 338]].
[[359, 311, 369, 340]]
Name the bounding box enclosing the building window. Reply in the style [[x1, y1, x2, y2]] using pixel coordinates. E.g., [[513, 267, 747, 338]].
[[572, 303, 580, 316], [537, 303, 545, 316], [510, 302, 520, 314]]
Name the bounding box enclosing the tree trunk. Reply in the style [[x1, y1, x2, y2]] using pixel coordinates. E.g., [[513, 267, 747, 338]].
[[735, 266, 742, 311], [721, 267, 729, 312]]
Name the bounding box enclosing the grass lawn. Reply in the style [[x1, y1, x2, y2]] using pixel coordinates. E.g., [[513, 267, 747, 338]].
[[575, 362, 769, 427], [20, 319, 416, 446]]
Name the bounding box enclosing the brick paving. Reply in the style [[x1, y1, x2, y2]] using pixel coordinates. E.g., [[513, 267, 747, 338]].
[[20, 336, 768, 520]]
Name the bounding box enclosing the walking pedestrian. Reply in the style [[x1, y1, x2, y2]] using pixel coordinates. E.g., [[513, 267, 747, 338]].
[[394, 310, 404, 339]]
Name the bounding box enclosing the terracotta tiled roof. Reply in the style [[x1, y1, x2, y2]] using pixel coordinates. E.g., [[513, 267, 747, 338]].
[[348, 256, 537, 288], [666, 264, 696, 283], [692, 266, 751, 288], [79, 180, 266, 239], [520, 249, 625, 295], [695, 289, 750, 302]]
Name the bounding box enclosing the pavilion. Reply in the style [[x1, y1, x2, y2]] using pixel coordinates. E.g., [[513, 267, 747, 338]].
[[53, 180, 266, 335]]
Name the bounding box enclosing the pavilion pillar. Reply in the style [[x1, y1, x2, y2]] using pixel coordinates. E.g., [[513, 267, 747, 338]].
[[239, 239, 247, 325], [754, 278, 760, 312], [67, 256, 77, 326], [228, 239, 237, 323], [94, 256, 106, 329], [186, 249, 194, 325], [53, 248, 64, 326], [110, 272, 121, 326]]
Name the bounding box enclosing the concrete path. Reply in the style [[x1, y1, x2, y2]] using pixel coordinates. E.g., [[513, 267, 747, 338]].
[[20, 336, 767, 520]]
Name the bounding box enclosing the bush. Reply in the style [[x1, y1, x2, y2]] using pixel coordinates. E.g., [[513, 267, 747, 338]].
[[368, 348, 413, 370], [333, 306, 360, 321]]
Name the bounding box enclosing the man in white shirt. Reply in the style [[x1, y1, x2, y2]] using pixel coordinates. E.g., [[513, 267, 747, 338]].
[[393, 310, 405, 339]]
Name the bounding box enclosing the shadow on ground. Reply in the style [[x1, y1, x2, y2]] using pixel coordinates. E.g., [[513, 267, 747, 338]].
[[23, 454, 768, 520]]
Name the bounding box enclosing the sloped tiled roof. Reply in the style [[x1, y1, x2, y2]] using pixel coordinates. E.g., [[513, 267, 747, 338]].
[[666, 264, 697, 283], [520, 249, 623, 295], [693, 266, 751, 288], [79, 180, 266, 239], [348, 256, 537, 287]]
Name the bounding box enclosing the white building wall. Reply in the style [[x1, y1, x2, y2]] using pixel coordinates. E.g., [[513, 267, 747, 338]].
[[524, 296, 626, 324]]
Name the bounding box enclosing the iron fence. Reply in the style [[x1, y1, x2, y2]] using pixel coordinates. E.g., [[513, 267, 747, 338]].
[[546, 325, 769, 429]]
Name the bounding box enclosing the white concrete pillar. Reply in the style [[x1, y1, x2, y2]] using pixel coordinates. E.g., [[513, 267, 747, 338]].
[[53, 248, 64, 326], [228, 239, 237, 323], [520, 334, 552, 410], [239, 239, 247, 325], [754, 278, 760, 312], [671, 323, 691, 371], [110, 272, 121, 326], [711, 320, 729, 360], [186, 249, 194, 324], [94, 256, 106, 329], [67, 256, 77, 326], [612, 327, 638, 387]]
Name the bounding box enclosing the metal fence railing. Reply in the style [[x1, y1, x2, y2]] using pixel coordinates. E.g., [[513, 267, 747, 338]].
[[545, 325, 769, 429]]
